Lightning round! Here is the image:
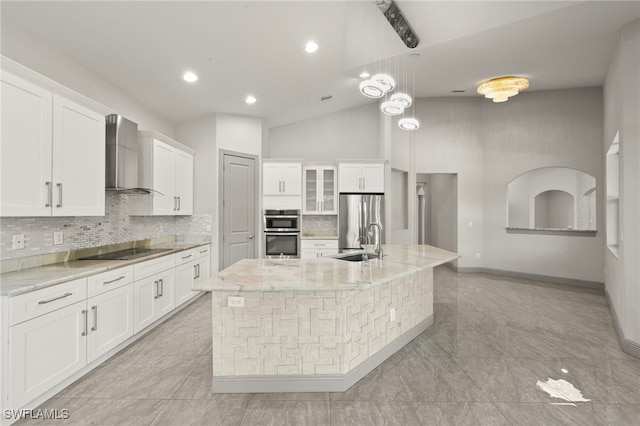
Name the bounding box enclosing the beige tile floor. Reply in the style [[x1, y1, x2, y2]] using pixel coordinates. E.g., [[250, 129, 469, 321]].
[[17, 267, 640, 425]]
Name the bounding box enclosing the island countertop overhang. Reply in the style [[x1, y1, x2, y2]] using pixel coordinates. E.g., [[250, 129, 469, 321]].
[[194, 244, 459, 292]]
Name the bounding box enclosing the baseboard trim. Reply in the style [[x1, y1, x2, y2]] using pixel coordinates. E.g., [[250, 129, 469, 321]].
[[604, 289, 640, 359], [211, 315, 433, 393], [450, 266, 604, 290]]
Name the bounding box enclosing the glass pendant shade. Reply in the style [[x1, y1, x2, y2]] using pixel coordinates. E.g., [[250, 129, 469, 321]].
[[372, 73, 395, 92], [390, 92, 412, 108], [381, 100, 404, 116], [398, 117, 420, 130], [359, 79, 385, 98]]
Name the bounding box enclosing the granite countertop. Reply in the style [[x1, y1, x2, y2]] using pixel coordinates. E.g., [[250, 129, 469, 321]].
[[0, 241, 210, 297], [194, 244, 459, 293]]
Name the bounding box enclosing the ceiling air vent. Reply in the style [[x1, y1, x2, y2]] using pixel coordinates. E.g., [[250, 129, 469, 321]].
[[320, 94, 334, 101]]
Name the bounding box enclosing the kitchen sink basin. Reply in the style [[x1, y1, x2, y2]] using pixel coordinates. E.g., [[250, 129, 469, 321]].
[[334, 253, 380, 262]]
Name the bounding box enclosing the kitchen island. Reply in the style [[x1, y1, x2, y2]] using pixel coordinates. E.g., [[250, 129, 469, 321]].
[[195, 244, 458, 393]]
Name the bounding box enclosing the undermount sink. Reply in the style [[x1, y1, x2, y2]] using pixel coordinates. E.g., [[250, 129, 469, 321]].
[[334, 253, 380, 262]]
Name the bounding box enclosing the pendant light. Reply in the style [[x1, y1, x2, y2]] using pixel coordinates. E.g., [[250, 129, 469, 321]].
[[359, 79, 386, 98], [372, 73, 395, 93], [380, 99, 404, 115], [398, 54, 420, 131]]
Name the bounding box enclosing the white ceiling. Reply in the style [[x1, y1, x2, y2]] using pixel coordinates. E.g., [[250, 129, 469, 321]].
[[2, 1, 638, 129]]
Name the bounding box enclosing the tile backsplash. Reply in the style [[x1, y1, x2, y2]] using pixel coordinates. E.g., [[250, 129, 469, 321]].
[[301, 215, 338, 238], [0, 192, 211, 260]]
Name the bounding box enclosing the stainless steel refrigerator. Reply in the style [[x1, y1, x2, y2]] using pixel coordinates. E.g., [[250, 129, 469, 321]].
[[339, 194, 385, 250]]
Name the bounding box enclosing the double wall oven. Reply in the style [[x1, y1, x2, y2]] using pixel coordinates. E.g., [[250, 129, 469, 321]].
[[263, 209, 300, 258]]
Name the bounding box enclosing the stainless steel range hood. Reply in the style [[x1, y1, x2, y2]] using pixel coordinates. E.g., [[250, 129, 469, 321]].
[[105, 114, 159, 195]]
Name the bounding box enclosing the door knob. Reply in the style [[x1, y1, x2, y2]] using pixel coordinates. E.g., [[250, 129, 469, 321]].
[[247, 234, 255, 239]]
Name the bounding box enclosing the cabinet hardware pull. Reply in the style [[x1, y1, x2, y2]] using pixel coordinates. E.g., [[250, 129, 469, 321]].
[[154, 281, 159, 299], [104, 276, 125, 284], [45, 182, 52, 207], [159, 279, 164, 297], [193, 265, 198, 280], [91, 306, 98, 331], [38, 292, 73, 304], [199, 249, 208, 254], [81, 309, 88, 336], [197, 264, 201, 278], [362, 178, 365, 190], [283, 181, 286, 192], [178, 196, 181, 211], [173, 197, 177, 211], [182, 254, 193, 259], [56, 183, 63, 208]]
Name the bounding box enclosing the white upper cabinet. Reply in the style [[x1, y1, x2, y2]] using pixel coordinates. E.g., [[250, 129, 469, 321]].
[[130, 135, 194, 216], [263, 162, 302, 195], [1, 72, 105, 217], [338, 163, 385, 193], [303, 166, 337, 214]]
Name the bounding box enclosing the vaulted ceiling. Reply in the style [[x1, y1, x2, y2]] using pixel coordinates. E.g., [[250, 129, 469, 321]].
[[2, 1, 638, 128]]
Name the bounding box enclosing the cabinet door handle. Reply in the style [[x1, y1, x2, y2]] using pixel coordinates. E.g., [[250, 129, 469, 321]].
[[283, 181, 286, 193], [91, 306, 98, 332], [81, 309, 88, 336], [38, 292, 73, 304], [197, 264, 201, 278], [178, 196, 181, 211], [154, 280, 159, 299], [362, 178, 365, 190], [159, 279, 164, 297], [56, 183, 63, 208], [104, 276, 125, 285], [181, 254, 193, 260], [45, 182, 52, 207], [193, 265, 198, 280], [279, 181, 282, 192], [199, 249, 208, 254]]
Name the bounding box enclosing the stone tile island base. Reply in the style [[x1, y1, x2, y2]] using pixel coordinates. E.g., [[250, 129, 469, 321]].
[[211, 268, 433, 393]]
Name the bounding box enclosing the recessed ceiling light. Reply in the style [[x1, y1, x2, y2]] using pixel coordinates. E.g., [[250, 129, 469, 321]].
[[245, 95, 257, 104], [183, 72, 198, 83], [359, 72, 370, 79], [305, 41, 319, 53]]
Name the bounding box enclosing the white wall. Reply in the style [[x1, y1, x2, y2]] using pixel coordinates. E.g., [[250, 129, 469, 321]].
[[603, 19, 640, 349], [177, 113, 263, 273], [1, 23, 175, 137], [268, 103, 380, 160], [482, 88, 605, 283], [420, 174, 458, 257], [405, 98, 485, 269]]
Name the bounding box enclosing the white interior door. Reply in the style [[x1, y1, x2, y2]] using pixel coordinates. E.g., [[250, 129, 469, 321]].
[[222, 153, 256, 269]]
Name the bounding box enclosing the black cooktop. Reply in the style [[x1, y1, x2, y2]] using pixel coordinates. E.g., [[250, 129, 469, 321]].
[[79, 248, 173, 261]]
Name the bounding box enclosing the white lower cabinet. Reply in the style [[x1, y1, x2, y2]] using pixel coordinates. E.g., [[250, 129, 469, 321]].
[[8, 301, 87, 409], [300, 239, 339, 259], [175, 245, 211, 307], [86, 284, 134, 363], [133, 269, 175, 333]]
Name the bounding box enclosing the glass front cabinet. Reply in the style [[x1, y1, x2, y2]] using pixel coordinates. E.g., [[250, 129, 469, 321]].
[[303, 166, 337, 214]]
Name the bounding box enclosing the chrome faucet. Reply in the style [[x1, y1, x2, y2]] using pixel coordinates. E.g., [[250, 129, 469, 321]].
[[356, 235, 368, 249], [367, 223, 383, 259]]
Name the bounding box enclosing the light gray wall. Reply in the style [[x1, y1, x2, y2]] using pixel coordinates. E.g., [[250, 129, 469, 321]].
[[419, 174, 458, 256], [406, 98, 485, 269], [482, 88, 605, 282], [268, 103, 381, 160], [1, 23, 175, 137], [604, 19, 640, 346]]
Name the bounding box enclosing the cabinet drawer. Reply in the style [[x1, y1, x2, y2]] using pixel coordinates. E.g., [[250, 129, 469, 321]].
[[133, 254, 175, 281], [301, 240, 338, 249], [9, 278, 87, 326], [87, 265, 134, 298], [175, 245, 211, 266]]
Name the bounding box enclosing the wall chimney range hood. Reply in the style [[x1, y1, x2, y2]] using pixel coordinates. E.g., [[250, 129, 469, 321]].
[[105, 114, 160, 195]]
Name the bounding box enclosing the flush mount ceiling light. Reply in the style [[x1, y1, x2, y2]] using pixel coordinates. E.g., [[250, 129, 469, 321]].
[[381, 100, 404, 115], [372, 73, 395, 93], [182, 72, 198, 83], [305, 41, 319, 53], [359, 79, 385, 98], [245, 95, 257, 104], [477, 76, 529, 103], [390, 92, 412, 108]]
